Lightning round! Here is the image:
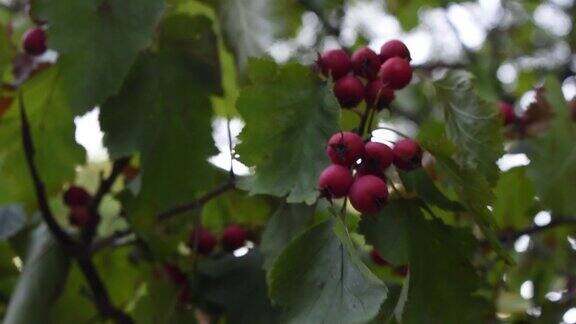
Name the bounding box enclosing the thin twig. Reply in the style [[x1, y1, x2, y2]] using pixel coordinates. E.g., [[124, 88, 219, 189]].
[[157, 181, 236, 220], [19, 93, 133, 324], [90, 229, 134, 254], [499, 218, 576, 243], [82, 158, 130, 244], [226, 117, 236, 181]]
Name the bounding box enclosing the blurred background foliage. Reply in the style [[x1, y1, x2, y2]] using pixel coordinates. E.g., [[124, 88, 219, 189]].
[[0, 0, 575, 323]]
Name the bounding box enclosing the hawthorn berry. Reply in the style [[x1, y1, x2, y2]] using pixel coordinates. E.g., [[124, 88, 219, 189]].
[[378, 57, 413, 90], [348, 175, 389, 214], [363, 141, 394, 170], [22, 27, 47, 56], [188, 228, 217, 255], [222, 225, 247, 252], [364, 80, 395, 109], [333, 75, 364, 108], [498, 101, 516, 125], [326, 131, 365, 166], [370, 249, 389, 266], [318, 164, 354, 199], [318, 49, 351, 80], [392, 139, 422, 171], [351, 47, 380, 80], [69, 206, 92, 227], [63, 186, 91, 207], [380, 39, 411, 62]]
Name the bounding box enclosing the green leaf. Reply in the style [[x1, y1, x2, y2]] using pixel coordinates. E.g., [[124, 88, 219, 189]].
[[358, 200, 413, 266], [402, 212, 489, 324], [269, 218, 387, 323], [3, 225, 71, 323], [433, 70, 504, 184], [237, 59, 340, 204], [493, 167, 535, 228], [0, 24, 15, 80], [198, 249, 277, 324], [0, 205, 26, 240], [418, 121, 512, 264], [260, 203, 315, 270], [34, 0, 164, 114], [527, 77, 576, 216], [211, 0, 292, 73], [101, 15, 220, 212], [399, 169, 462, 212], [0, 67, 85, 205]]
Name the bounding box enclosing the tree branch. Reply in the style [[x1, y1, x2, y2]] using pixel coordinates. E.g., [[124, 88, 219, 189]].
[[90, 229, 134, 255], [19, 94, 74, 246], [157, 181, 235, 220], [499, 218, 576, 243], [19, 94, 133, 324]]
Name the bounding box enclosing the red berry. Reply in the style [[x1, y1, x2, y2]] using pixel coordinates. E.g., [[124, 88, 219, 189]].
[[378, 57, 413, 90], [333, 75, 364, 108], [498, 101, 516, 125], [365, 80, 395, 109], [69, 206, 92, 227], [364, 141, 394, 170], [63, 186, 91, 207], [348, 175, 388, 214], [351, 47, 380, 80], [318, 164, 354, 199], [392, 139, 422, 171], [370, 249, 389, 266], [326, 131, 365, 166], [318, 49, 351, 80], [222, 225, 247, 252], [188, 228, 217, 255], [22, 27, 47, 56], [380, 39, 411, 63]]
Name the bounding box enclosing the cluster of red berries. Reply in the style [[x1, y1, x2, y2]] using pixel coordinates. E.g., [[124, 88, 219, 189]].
[[63, 185, 93, 227], [318, 131, 422, 214], [317, 40, 412, 109], [498, 101, 522, 126], [188, 224, 248, 255]]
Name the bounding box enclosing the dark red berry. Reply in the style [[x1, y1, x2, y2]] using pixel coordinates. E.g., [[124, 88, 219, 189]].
[[222, 225, 247, 252], [326, 131, 365, 166], [63, 186, 91, 207], [365, 80, 395, 109], [333, 75, 364, 108], [318, 164, 354, 199], [370, 249, 389, 266], [351, 47, 380, 80], [392, 139, 422, 171], [498, 101, 516, 125], [22, 27, 47, 56], [69, 206, 92, 227], [348, 175, 388, 214], [380, 39, 411, 62], [318, 49, 351, 80], [364, 141, 394, 170], [378, 57, 413, 90], [188, 228, 217, 255]]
